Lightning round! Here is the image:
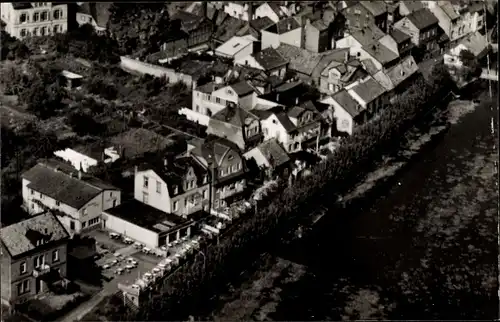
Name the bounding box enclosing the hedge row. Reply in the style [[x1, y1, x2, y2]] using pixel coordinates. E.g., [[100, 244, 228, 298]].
[[113, 67, 453, 321]]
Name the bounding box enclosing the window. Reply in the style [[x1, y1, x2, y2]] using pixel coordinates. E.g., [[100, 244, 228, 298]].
[[41, 27, 46, 36], [173, 201, 178, 211], [202, 190, 208, 199], [195, 105, 199, 112], [34, 255, 44, 268], [143, 176, 149, 188], [56, 201, 60, 206], [39, 193, 43, 199], [156, 180, 161, 193], [215, 97, 221, 104], [232, 165, 237, 172], [18, 280, 30, 295], [41, 11, 48, 21], [33, 12, 39, 22], [227, 166, 231, 174], [88, 217, 100, 225], [20, 262, 27, 274], [184, 198, 188, 207], [220, 169, 225, 176], [214, 199, 219, 208], [31, 189, 34, 195], [88, 17, 92, 23], [53, 25, 58, 33], [20, 13, 27, 23], [52, 249, 59, 262], [238, 162, 242, 170], [20, 29, 27, 37], [82, 221, 86, 228], [143, 192, 149, 204], [54, 10, 62, 19], [328, 83, 334, 91], [70, 220, 75, 230]]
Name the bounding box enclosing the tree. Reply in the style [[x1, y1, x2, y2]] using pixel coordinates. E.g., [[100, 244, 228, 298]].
[[68, 112, 104, 135], [459, 49, 482, 80], [108, 3, 171, 55]]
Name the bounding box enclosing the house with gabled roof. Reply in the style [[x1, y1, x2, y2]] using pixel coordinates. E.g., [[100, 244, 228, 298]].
[[345, 76, 387, 117], [394, 8, 440, 54], [320, 89, 365, 135], [319, 57, 369, 95], [378, 29, 414, 58], [399, 1, 425, 17], [170, 10, 214, 50], [215, 35, 257, 61], [358, 41, 400, 71], [244, 139, 291, 178], [207, 102, 263, 151], [185, 136, 249, 209], [76, 2, 112, 34], [336, 23, 386, 57], [21, 160, 121, 234], [234, 47, 289, 78], [341, 1, 388, 33], [254, 2, 289, 23], [261, 16, 302, 49], [1, 212, 70, 306], [373, 55, 420, 102]]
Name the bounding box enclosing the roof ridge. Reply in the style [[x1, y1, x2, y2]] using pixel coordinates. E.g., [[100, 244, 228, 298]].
[[38, 162, 103, 192]]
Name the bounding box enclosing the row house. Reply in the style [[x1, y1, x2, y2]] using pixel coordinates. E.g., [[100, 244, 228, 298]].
[[394, 8, 441, 56], [234, 47, 289, 78], [21, 160, 121, 234], [243, 139, 291, 179], [373, 55, 420, 102], [345, 76, 387, 118], [186, 137, 249, 209], [1, 212, 70, 306], [185, 80, 261, 126], [429, 1, 485, 45], [378, 29, 414, 58], [0, 2, 68, 38], [399, 1, 425, 18], [359, 41, 400, 71], [342, 1, 389, 33], [260, 104, 323, 153], [319, 58, 369, 95], [261, 17, 302, 49], [320, 89, 366, 135], [207, 103, 263, 151], [302, 7, 344, 53], [336, 23, 386, 58], [133, 156, 210, 219], [169, 11, 214, 49]]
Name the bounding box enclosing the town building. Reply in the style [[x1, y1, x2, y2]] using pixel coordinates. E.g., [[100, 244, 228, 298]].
[[244, 139, 291, 179], [372, 55, 420, 102], [75, 2, 111, 34], [169, 11, 214, 50], [215, 35, 257, 60], [21, 160, 121, 234], [303, 8, 345, 54], [378, 29, 414, 58], [393, 8, 441, 57], [0, 212, 70, 306], [186, 137, 249, 209], [345, 76, 387, 118], [429, 1, 485, 45], [336, 23, 386, 57], [319, 58, 368, 95], [444, 31, 490, 70], [261, 17, 302, 49], [223, 2, 255, 21], [399, 1, 425, 17], [234, 47, 289, 78], [1, 2, 68, 38], [207, 101, 263, 151], [320, 89, 365, 135], [102, 200, 194, 250], [254, 2, 289, 23], [341, 1, 389, 33]]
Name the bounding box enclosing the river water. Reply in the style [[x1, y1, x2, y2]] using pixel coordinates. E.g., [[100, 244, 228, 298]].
[[206, 88, 499, 321]]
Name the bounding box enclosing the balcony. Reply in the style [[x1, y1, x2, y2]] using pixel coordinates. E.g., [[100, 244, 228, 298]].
[[33, 264, 51, 277]]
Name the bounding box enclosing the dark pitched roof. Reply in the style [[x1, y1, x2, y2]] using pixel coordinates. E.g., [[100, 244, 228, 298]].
[[287, 106, 306, 118], [359, 1, 388, 17], [275, 112, 296, 132], [407, 8, 439, 30], [256, 139, 290, 167], [109, 128, 172, 159], [250, 16, 275, 31], [22, 163, 110, 210], [350, 77, 386, 104], [195, 81, 223, 94], [390, 29, 411, 44], [0, 212, 69, 258], [212, 105, 259, 127], [264, 17, 301, 34], [214, 16, 247, 43], [189, 136, 243, 168], [332, 89, 362, 117], [440, 3, 460, 21], [400, 1, 424, 14], [362, 42, 399, 66], [253, 47, 288, 71], [230, 80, 256, 97], [171, 10, 208, 32], [104, 200, 190, 234], [351, 24, 386, 46]]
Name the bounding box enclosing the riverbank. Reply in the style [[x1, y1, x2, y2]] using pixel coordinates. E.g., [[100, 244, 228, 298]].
[[200, 93, 495, 320]]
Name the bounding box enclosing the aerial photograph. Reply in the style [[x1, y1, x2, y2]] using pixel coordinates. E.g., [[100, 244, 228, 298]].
[[0, 1, 498, 321]]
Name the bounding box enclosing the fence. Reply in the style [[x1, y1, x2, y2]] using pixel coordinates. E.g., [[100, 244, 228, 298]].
[[119, 56, 195, 88]]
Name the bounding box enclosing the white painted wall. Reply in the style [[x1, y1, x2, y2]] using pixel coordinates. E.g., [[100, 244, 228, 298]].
[[179, 107, 211, 126], [134, 169, 172, 213], [261, 27, 302, 49], [255, 3, 280, 22], [102, 212, 159, 249], [261, 114, 292, 152], [336, 36, 363, 57], [234, 53, 263, 69], [224, 2, 250, 21]]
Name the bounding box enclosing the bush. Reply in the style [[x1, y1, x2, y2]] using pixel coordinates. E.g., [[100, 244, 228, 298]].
[[68, 112, 104, 135]]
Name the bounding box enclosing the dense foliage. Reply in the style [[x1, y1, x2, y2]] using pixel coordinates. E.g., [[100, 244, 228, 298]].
[[0, 31, 30, 60], [107, 3, 171, 56], [104, 68, 453, 321], [458, 49, 483, 81]]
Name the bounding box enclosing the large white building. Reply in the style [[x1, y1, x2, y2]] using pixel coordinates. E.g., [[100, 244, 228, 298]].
[[21, 160, 121, 234], [0, 2, 68, 38]]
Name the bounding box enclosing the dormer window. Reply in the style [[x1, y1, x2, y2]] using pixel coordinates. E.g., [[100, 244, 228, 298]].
[[20, 13, 27, 23]]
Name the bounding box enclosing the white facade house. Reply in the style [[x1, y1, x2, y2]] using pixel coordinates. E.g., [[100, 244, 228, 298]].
[[53, 146, 120, 173], [0, 2, 68, 38], [223, 2, 252, 21], [321, 90, 363, 135], [21, 162, 121, 234], [261, 17, 302, 49], [215, 36, 255, 61], [345, 76, 386, 114], [254, 2, 288, 23], [444, 32, 490, 68]]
